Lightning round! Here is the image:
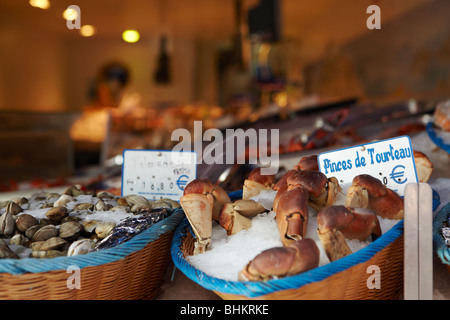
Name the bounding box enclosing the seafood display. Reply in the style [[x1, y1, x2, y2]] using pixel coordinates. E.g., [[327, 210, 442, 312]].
[[0, 185, 178, 259], [182, 150, 434, 282]]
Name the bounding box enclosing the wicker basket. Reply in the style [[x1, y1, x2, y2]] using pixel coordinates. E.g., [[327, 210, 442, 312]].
[[171, 190, 441, 300], [0, 208, 185, 300], [433, 202, 450, 273]]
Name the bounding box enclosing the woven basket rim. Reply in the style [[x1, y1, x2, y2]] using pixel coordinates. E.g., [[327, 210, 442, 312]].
[[433, 202, 450, 266], [172, 189, 441, 298], [0, 208, 185, 275]]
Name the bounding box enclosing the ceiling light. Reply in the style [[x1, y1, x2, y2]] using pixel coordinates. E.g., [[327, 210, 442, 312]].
[[63, 7, 78, 21], [80, 25, 96, 37], [29, 0, 50, 9], [122, 30, 140, 43]]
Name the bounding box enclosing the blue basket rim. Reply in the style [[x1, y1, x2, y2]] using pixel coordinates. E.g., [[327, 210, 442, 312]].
[[426, 122, 450, 154], [171, 189, 441, 297], [0, 208, 185, 275]]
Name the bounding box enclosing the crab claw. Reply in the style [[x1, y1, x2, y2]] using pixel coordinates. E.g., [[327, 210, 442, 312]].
[[345, 174, 404, 219], [413, 150, 433, 183], [180, 179, 231, 254], [274, 185, 309, 247], [238, 238, 320, 281], [273, 169, 297, 191], [293, 154, 319, 171], [273, 155, 319, 191], [286, 170, 341, 212], [219, 200, 266, 235], [317, 205, 382, 262], [183, 179, 231, 221], [242, 167, 276, 200]]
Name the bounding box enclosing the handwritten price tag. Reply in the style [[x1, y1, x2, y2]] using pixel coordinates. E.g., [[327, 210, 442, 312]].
[[318, 136, 418, 196], [121, 150, 197, 201]]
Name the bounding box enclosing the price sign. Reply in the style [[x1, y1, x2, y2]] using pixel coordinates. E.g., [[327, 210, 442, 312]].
[[121, 150, 197, 201], [318, 136, 418, 196]]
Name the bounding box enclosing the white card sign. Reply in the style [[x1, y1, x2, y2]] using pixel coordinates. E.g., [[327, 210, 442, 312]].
[[318, 136, 418, 196], [121, 150, 197, 201]]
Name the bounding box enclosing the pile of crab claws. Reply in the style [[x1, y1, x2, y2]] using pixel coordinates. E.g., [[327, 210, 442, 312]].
[[238, 238, 320, 281], [274, 185, 309, 247], [316, 205, 382, 262], [180, 179, 231, 254], [345, 174, 404, 220], [219, 200, 266, 235], [242, 167, 276, 200]]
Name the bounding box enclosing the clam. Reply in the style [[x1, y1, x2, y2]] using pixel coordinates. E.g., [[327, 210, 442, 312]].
[[95, 199, 111, 211], [15, 213, 38, 233], [0, 210, 15, 236], [152, 198, 180, 209], [13, 197, 28, 207], [53, 194, 74, 207], [123, 194, 150, 212], [40, 237, 67, 251], [73, 203, 94, 211], [124, 194, 149, 206], [32, 225, 58, 242], [59, 221, 83, 241], [31, 250, 64, 259], [0, 239, 18, 259], [116, 198, 129, 207], [96, 191, 115, 199], [82, 220, 102, 234], [67, 239, 95, 256], [10, 234, 29, 246], [63, 185, 85, 197], [111, 206, 130, 213], [5, 201, 23, 216], [25, 225, 43, 239], [39, 218, 56, 226], [30, 241, 44, 251], [95, 221, 116, 239], [45, 206, 69, 222]]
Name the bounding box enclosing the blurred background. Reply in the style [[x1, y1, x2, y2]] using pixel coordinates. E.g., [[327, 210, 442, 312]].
[[0, 0, 449, 190]]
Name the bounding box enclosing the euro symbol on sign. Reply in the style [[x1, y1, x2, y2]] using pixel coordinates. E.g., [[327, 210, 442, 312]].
[[176, 175, 189, 190], [389, 165, 407, 184]]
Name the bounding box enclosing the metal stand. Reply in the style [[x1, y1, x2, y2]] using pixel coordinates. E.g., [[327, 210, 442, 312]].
[[404, 183, 433, 300]]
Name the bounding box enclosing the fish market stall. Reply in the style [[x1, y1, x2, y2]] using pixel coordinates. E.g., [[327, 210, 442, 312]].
[[169, 99, 450, 300]]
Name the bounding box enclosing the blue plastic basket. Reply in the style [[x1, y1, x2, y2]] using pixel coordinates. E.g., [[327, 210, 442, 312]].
[[433, 202, 450, 268], [171, 190, 441, 299]]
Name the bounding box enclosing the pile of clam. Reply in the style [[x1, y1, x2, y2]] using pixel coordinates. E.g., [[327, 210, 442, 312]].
[[0, 185, 179, 259]]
